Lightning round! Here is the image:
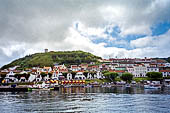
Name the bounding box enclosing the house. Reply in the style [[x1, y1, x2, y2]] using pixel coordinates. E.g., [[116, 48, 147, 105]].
[[109, 70, 125, 76], [115, 67, 127, 71], [88, 65, 100, 72], [133, 64, 147, 77], [114, 70, 126, 76], [51, 72, 58, 80], [43, 66, 52, 72], [127, 67, 134, 74], [93, 71, 103, 79], [35, 74, 42, 82], [70, 65, 80, 71], [87, 73, 93, 79], [147, 67, 159, 72], [58, 72, 65, 80], [44, 74, 50, 81], [119, 62, 135, 67], [80, 64, 88, 71], [74, 72, 86, 80], [19, 76, 27, 82], [160, 70, 170, 77], [67, 73, 72, 80], [164, 63, 170, 67], [57, 64, 68, 73], [4, 71, 17, 83], [28, 73, 36, 82]]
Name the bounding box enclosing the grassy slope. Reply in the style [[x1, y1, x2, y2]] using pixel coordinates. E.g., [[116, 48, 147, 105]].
[[1, 51, 102, 69]]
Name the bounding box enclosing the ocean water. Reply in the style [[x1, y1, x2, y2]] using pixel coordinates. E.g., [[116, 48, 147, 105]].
[[0, 87, 170, 113]]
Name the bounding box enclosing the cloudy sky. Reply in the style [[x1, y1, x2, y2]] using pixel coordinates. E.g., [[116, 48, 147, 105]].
[[0, 0, 170, 67]]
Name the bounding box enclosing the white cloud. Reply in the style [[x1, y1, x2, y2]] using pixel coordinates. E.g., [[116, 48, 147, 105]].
[[130, 30, 170, 49], [1, 0, 170, 67]]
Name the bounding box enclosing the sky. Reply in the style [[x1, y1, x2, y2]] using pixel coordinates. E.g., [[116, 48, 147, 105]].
[[0, 0, 170, 67]]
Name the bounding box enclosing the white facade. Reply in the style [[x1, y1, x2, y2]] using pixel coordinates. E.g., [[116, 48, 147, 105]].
[[28, 74, 36, 82], [119, 63, 134, 67], [67, 73, 72, 80], [94, 71, 103, 79], [160, 71, 170, 77], [87, 73, 93, 79], [5, 71, 17, 83], [19, 77, 27, 82], [44, 75, 50, 81], [70, 65, 80, 71], [147, 67, 159, 72], [127, 67, 134, 73], [35, 75, 42, 82], [75, 72, 86, 80], [164, 63, 170, 67], [128, 65, 147, 77], [134, 65, 147, 77], [51, 72, 58, 80]]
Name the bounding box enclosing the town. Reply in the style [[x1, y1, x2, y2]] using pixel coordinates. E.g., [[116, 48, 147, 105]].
[[1, 54, 170, 91]]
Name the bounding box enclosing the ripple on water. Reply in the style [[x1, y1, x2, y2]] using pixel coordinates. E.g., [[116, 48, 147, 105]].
[[0, 88, 170, 113]]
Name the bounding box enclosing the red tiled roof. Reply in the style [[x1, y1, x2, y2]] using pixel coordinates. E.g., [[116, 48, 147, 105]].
[[160, 70, 170, 72], [109, 70, 125, 73]]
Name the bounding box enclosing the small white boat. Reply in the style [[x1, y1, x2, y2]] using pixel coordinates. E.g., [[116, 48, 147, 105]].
[[84, 84, 92, 88], [102, 85, 111, 88], [125, 84, 131, 88], [144, 85, 161, 89]]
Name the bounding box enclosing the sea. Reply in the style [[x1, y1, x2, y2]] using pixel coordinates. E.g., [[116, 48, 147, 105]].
[[0, 87, 170, 113]]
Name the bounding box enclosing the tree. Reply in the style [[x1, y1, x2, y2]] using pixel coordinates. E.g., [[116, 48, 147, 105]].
[[146, 72, 163, 80], [102, 70, 109, 74], [104, 72, 118, 82], [120, 73, 133, 83]]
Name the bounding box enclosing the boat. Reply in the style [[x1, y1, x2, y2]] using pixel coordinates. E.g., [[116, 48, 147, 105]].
[[102, 84, 111, 88], [125, 84, 131, 88], [0, 87, 29, 92], [28, 82, 54, 91], [144, 84, 161, 89], [84, 84, 92, 88]]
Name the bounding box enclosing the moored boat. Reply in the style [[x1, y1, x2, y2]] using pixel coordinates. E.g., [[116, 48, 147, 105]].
[[144, 84, 161, 89]]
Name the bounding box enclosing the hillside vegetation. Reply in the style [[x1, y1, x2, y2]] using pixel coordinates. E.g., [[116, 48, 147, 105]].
[[1, 51, 102, 69]]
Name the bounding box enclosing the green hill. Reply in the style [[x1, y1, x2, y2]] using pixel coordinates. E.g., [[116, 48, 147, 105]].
[[1, 51, 102, 69]]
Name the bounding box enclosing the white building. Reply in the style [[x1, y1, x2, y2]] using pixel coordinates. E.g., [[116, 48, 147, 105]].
[[160, 70, 170, 77], [4, 71, 17, 83], [147, 67, 159, 72], [128, 64, 147, 77], [67, 73, 72, 80], [127, 67, 134, 75], [94, 71, 103, 79], [28, 74, 36, 82], [70, 65, 80, 71], [19, 77, 27, 82], [87, 73, 93, 79], [44, 74, 50, 81], [164, 63, 170, 67], [51, 72, 58, 80], [74, 72, 86, 80], [35, 75, 42, 82]]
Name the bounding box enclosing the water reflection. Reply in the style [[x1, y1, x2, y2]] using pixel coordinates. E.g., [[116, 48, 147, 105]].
[[59, 86, 170, 94], [0, 87, 170, 113]]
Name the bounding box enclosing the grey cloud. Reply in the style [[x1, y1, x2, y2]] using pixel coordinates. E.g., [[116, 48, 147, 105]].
[[0, 0, 170, 66]]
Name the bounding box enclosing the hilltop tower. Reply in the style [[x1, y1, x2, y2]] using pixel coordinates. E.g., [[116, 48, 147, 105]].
[[45, 49, 48, 53]]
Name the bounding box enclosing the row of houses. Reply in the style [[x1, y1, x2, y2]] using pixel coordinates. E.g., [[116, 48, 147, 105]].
[[0, 69, 104, 83], [1, 58, 170, 83]]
